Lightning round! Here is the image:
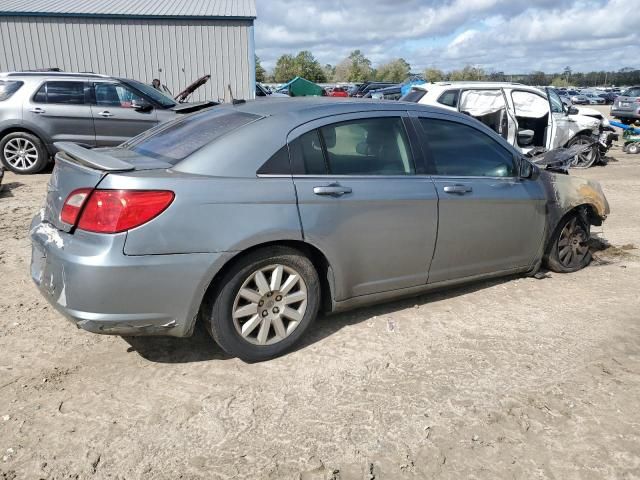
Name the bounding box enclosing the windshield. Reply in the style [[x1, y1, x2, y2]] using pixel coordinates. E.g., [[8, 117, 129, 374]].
[[124, 109, 261, 164], [124, 79, 177, 108]]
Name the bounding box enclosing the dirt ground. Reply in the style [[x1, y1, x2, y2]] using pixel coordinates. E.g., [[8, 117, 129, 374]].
[[1, 110, 640, 479]]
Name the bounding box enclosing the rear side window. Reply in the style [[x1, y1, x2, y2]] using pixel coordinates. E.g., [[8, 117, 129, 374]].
[[437, 90, 459, 107], [419, 118, 516, 177], [33, 81, 86, 104], [402, 88, 427, 103], [126, 109, 260, 164], [0, 80, 23, 101], [291, 118, 414, 176]]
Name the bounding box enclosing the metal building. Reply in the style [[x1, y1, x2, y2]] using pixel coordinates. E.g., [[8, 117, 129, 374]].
[[0, 0, 257, 102]]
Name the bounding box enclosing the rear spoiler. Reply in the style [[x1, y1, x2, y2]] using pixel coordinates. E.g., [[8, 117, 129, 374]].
[[54, 142, 135, 172]]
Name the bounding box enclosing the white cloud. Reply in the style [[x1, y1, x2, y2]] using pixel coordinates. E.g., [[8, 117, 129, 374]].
[[254, 0, 639, 73]]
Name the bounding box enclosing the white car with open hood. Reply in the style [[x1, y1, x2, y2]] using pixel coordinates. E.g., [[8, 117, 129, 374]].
[[402, 82, 612, 168]]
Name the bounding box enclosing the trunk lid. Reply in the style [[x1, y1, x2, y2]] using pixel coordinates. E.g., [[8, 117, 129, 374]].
[[614, 96, 635, 111], [43, 143, 171, 232]]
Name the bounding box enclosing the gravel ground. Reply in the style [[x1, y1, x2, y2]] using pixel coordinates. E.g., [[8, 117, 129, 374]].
[[1, 112, 639, 479]]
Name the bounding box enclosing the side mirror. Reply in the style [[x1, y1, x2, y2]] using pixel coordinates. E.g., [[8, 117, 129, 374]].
[[132, 99, 153, 112], [567, 106, 579, 116], [517, 129, 535, 146], [519, 159, 538, 179]]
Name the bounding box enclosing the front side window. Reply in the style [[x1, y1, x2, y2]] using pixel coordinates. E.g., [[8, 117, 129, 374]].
[[544, 89, 564, 113], [33, 81, 86, 105], [95, 83, 144, 108], [419, 118, 516, 177], [320, 117, 414, 175]]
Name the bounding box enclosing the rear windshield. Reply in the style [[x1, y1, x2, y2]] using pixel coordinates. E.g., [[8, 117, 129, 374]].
[[622, 87, 640, 97], [0, 80, 23, 101], [401, 88, 427, 103], [125, 109, 261, 164]]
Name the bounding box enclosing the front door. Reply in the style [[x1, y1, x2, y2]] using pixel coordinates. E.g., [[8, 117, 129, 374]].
[[415, 115, 546, 284], [91, 82, 158, 146], [290, 113, 439, 301], [546, 88, 575, 148], [25, 80, 96, 148]]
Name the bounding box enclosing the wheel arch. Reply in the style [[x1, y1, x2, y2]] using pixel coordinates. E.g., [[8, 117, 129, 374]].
[[191, 239, 336, 335], [0, 125, 52, 154], [544, 203, 600, 256]]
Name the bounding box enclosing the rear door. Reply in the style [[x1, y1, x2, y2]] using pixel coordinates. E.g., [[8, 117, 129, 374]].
[[458, 89, 517, 145], [413, 114, 546, 283], [25, 80, 96, 148], [90, 81, 158, 146], [290, 112, 439, 301]]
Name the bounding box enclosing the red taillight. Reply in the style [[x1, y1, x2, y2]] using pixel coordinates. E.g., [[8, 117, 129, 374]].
[[60, 188, 92, 225], [71, 190, 174, 233]]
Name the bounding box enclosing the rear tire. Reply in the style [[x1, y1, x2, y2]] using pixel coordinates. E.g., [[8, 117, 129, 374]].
[[568, 134, 598, 169], [205, 246, 320, 362], [0, 132, 48, 174], [545, 212, 592, 273]]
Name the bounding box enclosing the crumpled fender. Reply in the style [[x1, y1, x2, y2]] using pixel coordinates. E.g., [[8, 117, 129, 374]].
[[540, 171, 610, 236]]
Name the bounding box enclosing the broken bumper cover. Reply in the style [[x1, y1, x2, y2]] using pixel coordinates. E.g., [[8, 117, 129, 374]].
[[29, 216, 229, 337]]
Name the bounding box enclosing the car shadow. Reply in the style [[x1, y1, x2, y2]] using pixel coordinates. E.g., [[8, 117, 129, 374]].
[[123, 275, 525, 364], [0, 181, 25, 198], [122, 323, 233, 363]]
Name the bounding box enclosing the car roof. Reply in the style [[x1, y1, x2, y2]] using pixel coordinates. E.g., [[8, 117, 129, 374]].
[[411, 81, 534, 91], [0, 71, 111, 80], [226, 97, 449, 124]]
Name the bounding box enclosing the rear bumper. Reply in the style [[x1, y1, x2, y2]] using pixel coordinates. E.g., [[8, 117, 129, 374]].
[[611, 109, 640, 120], [30, 216, 232, 337]]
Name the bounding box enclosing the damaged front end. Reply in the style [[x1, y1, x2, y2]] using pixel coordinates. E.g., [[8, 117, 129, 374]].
[[527, 145, 610, 250]]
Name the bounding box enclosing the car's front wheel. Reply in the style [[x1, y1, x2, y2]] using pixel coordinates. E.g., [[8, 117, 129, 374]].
[[205, 246, 320, 362], [545, 212, 592, 273], [568, 134, 599, 169], [0, 132, 48, 174]]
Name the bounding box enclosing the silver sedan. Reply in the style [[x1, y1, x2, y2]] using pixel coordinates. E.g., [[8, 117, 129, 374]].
[[30, 99, 609, 361]]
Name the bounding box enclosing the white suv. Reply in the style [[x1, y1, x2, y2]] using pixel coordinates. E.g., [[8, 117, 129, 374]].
[[402, 82, 608, 167]]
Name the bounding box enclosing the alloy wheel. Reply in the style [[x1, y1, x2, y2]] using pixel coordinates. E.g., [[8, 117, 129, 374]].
[[232, 264, 308, 346], [3, 137, 39, 171], [557, 217, 590, 268], [570, 139, 596, 169]]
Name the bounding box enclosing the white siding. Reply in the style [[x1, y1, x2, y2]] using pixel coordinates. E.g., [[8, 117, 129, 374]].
[[0, 16, 254, 101]]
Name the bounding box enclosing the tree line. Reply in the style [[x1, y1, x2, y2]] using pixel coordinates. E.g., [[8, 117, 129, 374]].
[[256, 50, 640, 87]]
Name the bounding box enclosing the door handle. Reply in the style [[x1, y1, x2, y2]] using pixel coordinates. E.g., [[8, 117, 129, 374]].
[[29, 107, 45, 114], [443, 184, 472, 194], [313, 184, 352, 197], [98, 111, 114, 117]]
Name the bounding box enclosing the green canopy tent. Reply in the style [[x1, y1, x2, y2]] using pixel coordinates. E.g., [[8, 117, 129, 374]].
[[276, 77, 325, 97]]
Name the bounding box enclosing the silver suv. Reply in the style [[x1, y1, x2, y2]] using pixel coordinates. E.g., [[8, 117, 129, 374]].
[[611, 86, 640, 123], [0, 72, 212, 174]]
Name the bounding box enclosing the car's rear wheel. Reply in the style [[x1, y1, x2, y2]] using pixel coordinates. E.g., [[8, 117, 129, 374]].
[[205, 246, 320, 362], [0, 132, 48, 174], [545, 212, 592, 273], [568, 135, 598, 169]]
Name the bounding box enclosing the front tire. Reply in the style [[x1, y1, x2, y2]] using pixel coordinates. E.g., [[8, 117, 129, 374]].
[[205, 246, 320, 362], [545, 213, 592, 273], [568, 134, 598, 169], [0, 132, 48, 174]]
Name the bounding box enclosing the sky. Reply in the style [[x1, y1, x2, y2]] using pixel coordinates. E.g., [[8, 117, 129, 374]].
[[254, 0, 639, 74]]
